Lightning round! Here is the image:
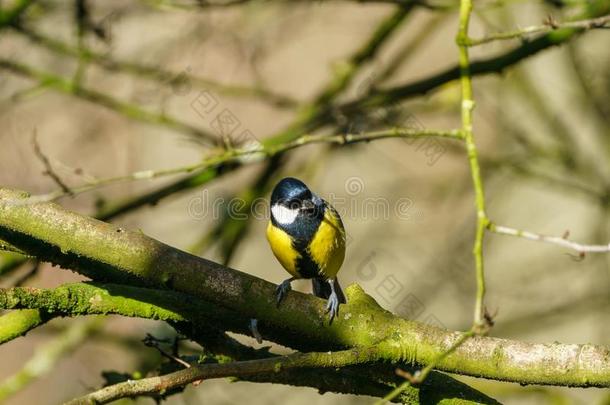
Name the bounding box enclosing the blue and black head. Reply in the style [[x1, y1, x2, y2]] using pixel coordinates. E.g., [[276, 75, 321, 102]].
[[271, 177, 311, 208], [270, 177, 325, 230]]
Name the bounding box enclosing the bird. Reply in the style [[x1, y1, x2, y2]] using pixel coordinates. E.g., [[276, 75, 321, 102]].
[[266, 177, 346, 321]]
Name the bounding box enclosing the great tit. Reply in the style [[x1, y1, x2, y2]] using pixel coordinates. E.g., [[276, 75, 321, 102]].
[[266, 177, 346, 321]]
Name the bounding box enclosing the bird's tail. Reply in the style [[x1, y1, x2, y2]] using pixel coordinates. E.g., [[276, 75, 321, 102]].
[[312, 277, 346, 303]]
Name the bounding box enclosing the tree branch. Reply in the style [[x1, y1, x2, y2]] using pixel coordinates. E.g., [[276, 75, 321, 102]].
[[0, 283, 243, 329], [0, 283, 498, 404], [0, 188, 608, 388], [0, 309, 51, 344], [62, 347, 448, 405]]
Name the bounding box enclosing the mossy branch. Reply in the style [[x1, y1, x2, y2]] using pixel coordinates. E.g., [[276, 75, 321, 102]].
[[0, 284, 498, 405], [0, 283, 242, 329], [0, 188, 608, 388], [0, 309, 51, 344]]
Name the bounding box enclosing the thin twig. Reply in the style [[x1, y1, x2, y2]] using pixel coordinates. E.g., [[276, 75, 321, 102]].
[[141, 0, 439, 10], [143, 333, 193, 369], [456, 0, 489, 329], [468, 14, 610, 46], [16, 127, 463, 204], [488, 222, 610, 253], [31, 130, 73, 195]]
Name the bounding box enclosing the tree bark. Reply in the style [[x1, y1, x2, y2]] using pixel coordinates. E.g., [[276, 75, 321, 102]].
[[0, 188, 608, 389]]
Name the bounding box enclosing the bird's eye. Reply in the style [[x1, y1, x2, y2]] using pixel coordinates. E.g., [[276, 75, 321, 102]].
[[286, 199, 300, 209]]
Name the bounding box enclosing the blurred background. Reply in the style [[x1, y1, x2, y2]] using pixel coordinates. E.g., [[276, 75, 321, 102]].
[[0, 0, 609, 404]]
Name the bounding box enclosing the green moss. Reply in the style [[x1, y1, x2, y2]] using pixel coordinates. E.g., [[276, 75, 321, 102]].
[[1, 187, 608, 392], [0, 309, 49, 344]]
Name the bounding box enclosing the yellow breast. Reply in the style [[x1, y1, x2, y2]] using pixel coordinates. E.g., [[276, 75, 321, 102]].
[[307, 205, 345, 279], [266, 221, 300, 277]]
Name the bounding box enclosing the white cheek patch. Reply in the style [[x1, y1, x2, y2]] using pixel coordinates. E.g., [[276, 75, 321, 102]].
[[271, 204, 298, 225]]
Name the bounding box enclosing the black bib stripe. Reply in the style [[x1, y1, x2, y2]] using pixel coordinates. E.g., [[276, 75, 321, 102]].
[[295, 250, 321, 279]]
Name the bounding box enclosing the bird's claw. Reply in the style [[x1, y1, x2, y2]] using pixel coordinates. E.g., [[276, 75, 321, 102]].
[[275, 279, 293, 306], [325, 291, 340, 323]]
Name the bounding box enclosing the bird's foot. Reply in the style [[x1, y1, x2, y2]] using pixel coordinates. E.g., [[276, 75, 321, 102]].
[[325, 291, 340, 323], [275, 278, 293, 306]]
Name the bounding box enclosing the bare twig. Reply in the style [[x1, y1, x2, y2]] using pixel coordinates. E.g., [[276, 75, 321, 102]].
[[16, 127, 463, 204], [31, 130, 72, 195], [468, 14, 610, 46], [140, 0, 439, 11], [143, 333, 193, 369], [488, 222, 610, 254]]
